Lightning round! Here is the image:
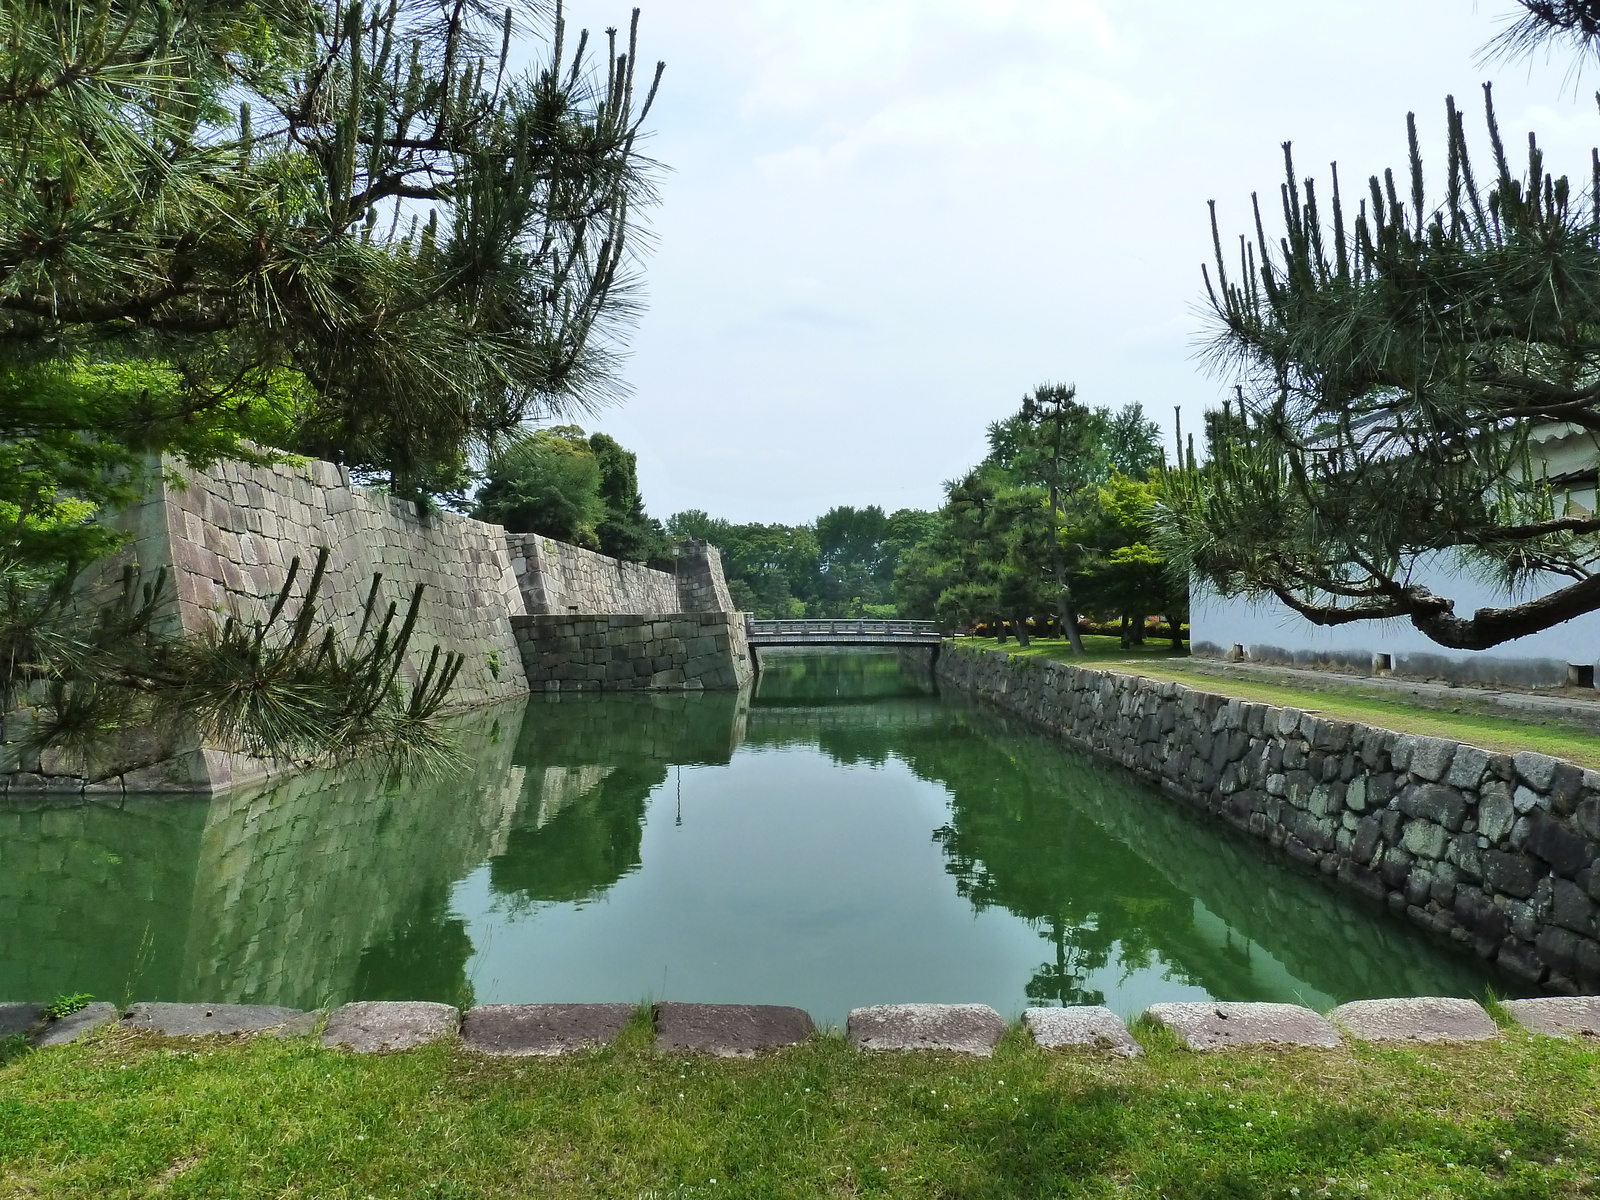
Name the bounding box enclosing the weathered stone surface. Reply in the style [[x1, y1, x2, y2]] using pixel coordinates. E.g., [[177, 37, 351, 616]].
[[0, 1003, 45, 1038], [1023, 1006, 1142, 1056], [120, 1003, 316, 1037], [322, 1001, 459, 1053], [653, 1003, 815, 1057], [1145, 1002, 1341, 1051], [1330, 997, 1499, 1043], [847, 1004, 1006, 1056], [462, 1004, 634, 1057], [33, 1002, 119, 1048], [1515, 751, 1559, 793], [1408, 738, 1456, 783], [1502, 996, 1600, 1037]]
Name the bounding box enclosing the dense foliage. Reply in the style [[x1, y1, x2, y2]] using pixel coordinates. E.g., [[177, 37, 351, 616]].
[[0, 0, 662, 770], [1162, 4, 1600, 650], [474, 425, 666, 561], [665, 506, 936, 618], [894, 392, 1184, 646]]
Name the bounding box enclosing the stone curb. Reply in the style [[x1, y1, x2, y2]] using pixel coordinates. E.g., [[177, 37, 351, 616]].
[[32, 1003, 119, 1048], [1329, 998, 1500, 1043], [462, 1004, 635, 1057], [1500, 996, 1600, 1037], [121, 1003, 318, 1038], [1023, 1006, 1142, 1056], [1145, 1003, 1343, 1051], [847, 1004, 1006, 1056], [322, 1002, 461, 1053], [654, 1003, 816, 1057], [0, 1003, 45, 1040]]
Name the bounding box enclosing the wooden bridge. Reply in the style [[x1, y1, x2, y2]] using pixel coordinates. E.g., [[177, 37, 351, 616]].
[[745, 618, 944, 649]]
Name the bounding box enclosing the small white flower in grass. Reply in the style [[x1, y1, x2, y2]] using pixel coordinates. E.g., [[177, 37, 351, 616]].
[[1245, 1122, 1252, 1128]]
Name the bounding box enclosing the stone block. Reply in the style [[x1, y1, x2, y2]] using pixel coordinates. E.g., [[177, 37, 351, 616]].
[[1399, 783, 1468, 831], [1479, 783, 1516, 842], [654, 1003, 815, 1057], [0, 1003, 45, 1038], [846, 1004, 1005, 1055], [1447, 746, 1491, 789], [1023, 1006, 1141, 1056], [322, 1001, 459, 1052], [1514, 785, 1547, 815], [1484, 850, 1539, 898], [1514, 751, 1559, 793], [1502, 996, 1600, 1037], [33, 1002, 119, 1047], [1144, 1002, 1341, 1050], [462, 1004, 634, 1056], [1330, 997, 1499, 1043], [121, 1003, 316, 1037], [1408, 737, 1456, 782], [1401, 819, 1449, 860], [1526, 814, 1592, 878]]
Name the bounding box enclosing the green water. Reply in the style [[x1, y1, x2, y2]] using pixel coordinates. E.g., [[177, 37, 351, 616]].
[[0, 652, 1519, 1025]]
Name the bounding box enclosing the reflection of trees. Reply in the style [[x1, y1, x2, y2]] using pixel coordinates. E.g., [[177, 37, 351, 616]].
[[753, 651, 934, 704], [487, 764, 662, 907], [913, 718, 1196, 1006], [351, 880, 476, 1009]]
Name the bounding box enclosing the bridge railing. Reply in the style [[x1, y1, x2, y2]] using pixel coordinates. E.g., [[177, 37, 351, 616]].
[[746, 618, 941, 639]]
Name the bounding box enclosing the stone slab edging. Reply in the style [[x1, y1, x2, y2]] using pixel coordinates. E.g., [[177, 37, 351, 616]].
[[1145, 1002, 1343, 1051], [654, 1003, 816, 1057], [1329, 997, 1502, 1043], [936, 644, 1600, 995], [1023, 1005, 1143, 1055], [121, 1003, 318, 1038]]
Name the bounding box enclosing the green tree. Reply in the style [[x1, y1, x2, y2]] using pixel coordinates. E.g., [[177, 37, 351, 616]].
[[589, 433, 667, 563], [474, 427, 607, 548], [2, 0, 663, 506], [1162, 85, 1600, 649]]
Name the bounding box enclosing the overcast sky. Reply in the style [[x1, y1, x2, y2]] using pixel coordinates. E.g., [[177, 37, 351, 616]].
[[543, 0, 1600, 524]]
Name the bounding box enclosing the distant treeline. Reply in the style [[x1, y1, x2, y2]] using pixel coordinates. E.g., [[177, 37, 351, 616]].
[[476, 397, 1182, 636]]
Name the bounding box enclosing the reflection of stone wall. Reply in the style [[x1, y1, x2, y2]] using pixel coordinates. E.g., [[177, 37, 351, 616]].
[[512, 613, 752, 692], [176, 702, 527, 1008], [939, 645, 1600, 996], [513, 690, 747, 767]]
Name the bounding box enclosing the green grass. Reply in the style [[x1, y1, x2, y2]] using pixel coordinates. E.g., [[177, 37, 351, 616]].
[[955, 637, 1600, 768], [1, 1018, 1597, 1197]]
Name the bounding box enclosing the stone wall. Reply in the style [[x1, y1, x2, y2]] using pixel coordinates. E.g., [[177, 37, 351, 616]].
[[505, 534, 733, 617], [938, 644, 1600, 994], [513, 613, 752, 692]]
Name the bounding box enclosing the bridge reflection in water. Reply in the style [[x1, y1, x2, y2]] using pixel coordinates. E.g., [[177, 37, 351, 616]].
[[0, 653, 1515, 1020]]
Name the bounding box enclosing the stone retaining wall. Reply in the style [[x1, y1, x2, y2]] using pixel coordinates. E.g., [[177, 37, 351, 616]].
[[937, 645, 1600, 995], [513, 613, 752, 692], [505, 534, 732, 617]]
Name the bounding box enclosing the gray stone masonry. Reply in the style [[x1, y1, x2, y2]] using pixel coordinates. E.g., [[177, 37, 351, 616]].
[[846, 1004, 1007, 1055], [1502, 996, 1600, 1036], [506, 535, 733, 617], [462, 1004, 635, 1056], [653, 1003, 816, 1057], [33, 1003, 119, 1048], [322, 1001, 460, 1052], [1330, 998, 1500, 1043], [513, 612, 753, 692], [937, 645, 1600, 997], [121, 1002, 317, 1037], [1023, 1006, 1142, 1055], [1145, 1002, 1343, 1051]]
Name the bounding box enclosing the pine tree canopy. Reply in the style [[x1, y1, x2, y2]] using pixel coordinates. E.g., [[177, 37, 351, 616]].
[[1, 0, 663, 501], [1161, 84, 1600, 651]]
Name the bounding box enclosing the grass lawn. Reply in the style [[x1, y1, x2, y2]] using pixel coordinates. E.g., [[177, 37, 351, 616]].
[[0, 1015, 1596, 1198], [954, 637, 1600, 769]]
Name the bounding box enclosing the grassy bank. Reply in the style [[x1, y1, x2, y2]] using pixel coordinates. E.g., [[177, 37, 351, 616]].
[[0, 1015, 1596, 1197], [955, 637, 1600, 769]]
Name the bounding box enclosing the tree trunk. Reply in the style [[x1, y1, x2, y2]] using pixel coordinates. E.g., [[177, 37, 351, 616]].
[[995, 617, 1008, 645], [1013, 614, 1031, 647], [1119, 614, 1130, 648], [1131, 614, 1146, 645], [1049, 481, 1085, 655], [1170, 615, 1184, 650]]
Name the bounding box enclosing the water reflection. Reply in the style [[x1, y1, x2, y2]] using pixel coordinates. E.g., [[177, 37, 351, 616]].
[[0, 654, 1524, 1017]]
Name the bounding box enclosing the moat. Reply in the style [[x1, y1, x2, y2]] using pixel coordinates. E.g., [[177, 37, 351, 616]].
[[0, 653, 1517, 1025]]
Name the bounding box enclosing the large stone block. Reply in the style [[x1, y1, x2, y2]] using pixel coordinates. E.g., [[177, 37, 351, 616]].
[[1023, 1006, 1141, 1056], [1502, 996, 1600, 1037], [654, 1003, 815, 1057], [847, 1004, 1006, 1055], [322, 1001, 459, 1052], [33, 1002, 119, 1047], [1144, 1002, 1341, 1051], [1330, 997, 1498, 1043], [462, 1004, 634, 1056], [121, 1003, 316, 1037]]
